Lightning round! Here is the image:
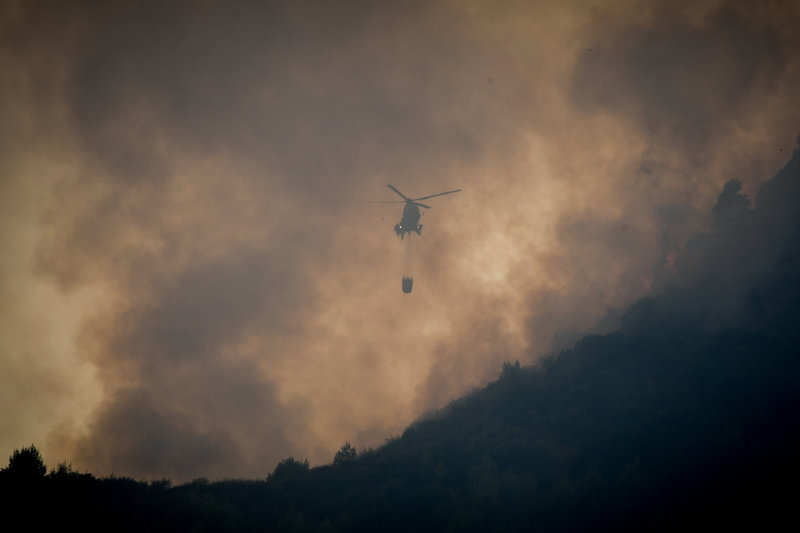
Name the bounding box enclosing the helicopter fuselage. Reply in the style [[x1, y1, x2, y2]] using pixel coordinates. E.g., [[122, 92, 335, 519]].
[[384, 184, 460, 240], [394, 202, 422, 238]]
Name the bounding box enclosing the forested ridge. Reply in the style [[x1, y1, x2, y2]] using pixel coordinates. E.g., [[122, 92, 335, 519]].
[[3, 148, 799, 531]]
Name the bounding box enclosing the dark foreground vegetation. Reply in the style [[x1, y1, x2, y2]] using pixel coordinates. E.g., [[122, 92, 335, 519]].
[[4, 326, 798, 532], [4, 149, 799, 531]]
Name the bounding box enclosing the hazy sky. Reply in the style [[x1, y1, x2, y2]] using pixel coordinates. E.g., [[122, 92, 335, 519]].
[[2, 0, 799, 481]]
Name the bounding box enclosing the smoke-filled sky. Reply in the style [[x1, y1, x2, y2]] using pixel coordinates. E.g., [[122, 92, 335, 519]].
[[2, 0, 799, 481]]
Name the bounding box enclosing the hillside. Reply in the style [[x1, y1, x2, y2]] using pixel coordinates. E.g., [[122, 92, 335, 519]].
[[3, 147, 799, 531]]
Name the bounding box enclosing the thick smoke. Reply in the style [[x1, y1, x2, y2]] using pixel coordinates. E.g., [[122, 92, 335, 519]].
[[2, 0, 799, 480]]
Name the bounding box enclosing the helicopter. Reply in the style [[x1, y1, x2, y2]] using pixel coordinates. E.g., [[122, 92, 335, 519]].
[[378, 184, 462, 239]]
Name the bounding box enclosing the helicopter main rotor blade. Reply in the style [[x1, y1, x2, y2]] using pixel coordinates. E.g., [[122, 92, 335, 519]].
[[367, 200, 407, 204], [412, 189, 462, 202], [387, 184, 410, 201], [414, 202, 431, 209]]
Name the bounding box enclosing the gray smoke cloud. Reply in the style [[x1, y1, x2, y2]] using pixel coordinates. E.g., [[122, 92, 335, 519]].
[[2, 0, 799, 481]]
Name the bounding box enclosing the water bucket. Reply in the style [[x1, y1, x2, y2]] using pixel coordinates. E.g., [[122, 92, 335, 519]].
[[402, 276, 413, 294]]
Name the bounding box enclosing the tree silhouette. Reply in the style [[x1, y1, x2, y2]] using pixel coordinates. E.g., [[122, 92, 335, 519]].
[[712, 178, 751, 228], [500, 360, 521, 379], [268, 457, 309, 482], [2, 445, 46, 480], [333, 442, 357, 465]]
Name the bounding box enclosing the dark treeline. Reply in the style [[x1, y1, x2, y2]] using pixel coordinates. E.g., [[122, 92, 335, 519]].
[[3, 146, 800, 531]]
